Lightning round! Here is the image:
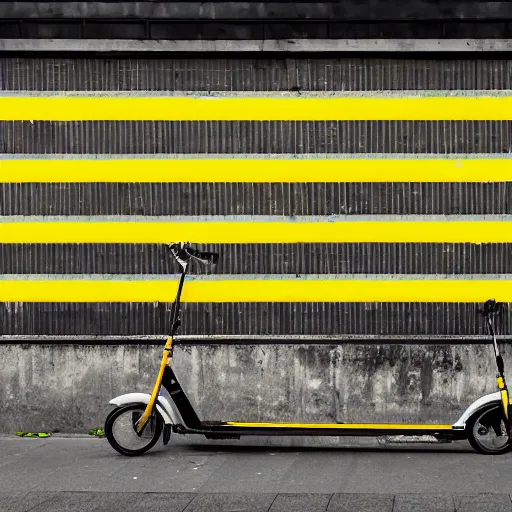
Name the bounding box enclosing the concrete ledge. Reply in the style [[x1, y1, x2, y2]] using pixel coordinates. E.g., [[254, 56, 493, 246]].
[[0, 334, 511, 344], [2, 38, 512, 53]]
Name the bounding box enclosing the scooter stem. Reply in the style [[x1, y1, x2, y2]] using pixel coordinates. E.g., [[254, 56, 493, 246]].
[[136, 263, 188, 434], [486, 302, 511, 436]]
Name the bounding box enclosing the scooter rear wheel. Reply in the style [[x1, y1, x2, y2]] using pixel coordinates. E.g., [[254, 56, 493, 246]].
[[467, 403, 512, 455], [105, 404, 163, 456]]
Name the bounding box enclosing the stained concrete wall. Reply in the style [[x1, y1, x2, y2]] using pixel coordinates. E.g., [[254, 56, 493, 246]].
[[3, 1, 512, 40], [0, 343, 507, 435]]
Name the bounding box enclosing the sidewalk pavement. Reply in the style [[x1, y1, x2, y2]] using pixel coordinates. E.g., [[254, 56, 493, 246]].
[[1, 435, 511, 511]]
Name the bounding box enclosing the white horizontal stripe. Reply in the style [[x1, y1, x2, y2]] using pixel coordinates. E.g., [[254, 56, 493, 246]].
[[3, 90, 512, 98], [1, 153, 512, 161], [1, 215, 510, 223], [2, 274, 511, 281]]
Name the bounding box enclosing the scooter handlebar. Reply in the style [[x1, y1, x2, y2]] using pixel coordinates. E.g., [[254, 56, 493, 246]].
[[168, 242, 219, 268], [483, 298, 501, 317]]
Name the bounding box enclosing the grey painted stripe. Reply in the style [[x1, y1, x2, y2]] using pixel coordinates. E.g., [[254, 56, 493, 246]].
[[3, 273, 512, 281], [1, 334, 510, 343], [1, 214, 510, 222], [4, 90, 512, 98], [175, 334, 512, 342], [3, 120, 510, 154], [3, 243, 511, 275], [2, 153, 512, 161], [2, 39, 512, 53], [0, 302, 508, 335], [0, 335, 167, 341], [3, 183, 510, 217]]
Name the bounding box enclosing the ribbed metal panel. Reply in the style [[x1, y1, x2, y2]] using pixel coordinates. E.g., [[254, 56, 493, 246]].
[[1, 243, 511, 275], [1, 182, 509, 216], [3, 57, 512, 91], [1, 55, 511, 338], [0, 302, 509, 336], [2, 120, 511, 154]]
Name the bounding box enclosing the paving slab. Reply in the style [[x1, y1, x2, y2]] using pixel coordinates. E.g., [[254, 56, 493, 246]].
[[454, 494, 512, 512], [184, 492, 277, 512], [27, 492, 98, 512], [0, 492, 60, 512], [268, 493, 332, 511], [393, 494, 455, 512], [136, 492, 196, 512], [327, 493, 394, 512], [4, 492, 144, 512]]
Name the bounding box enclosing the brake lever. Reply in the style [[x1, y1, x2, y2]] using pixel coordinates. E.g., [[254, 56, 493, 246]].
[[194, 251, 219, 265]]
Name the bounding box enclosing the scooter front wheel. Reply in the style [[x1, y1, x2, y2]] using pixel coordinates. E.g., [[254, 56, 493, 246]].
[[466, 404, 512, 455], [105, 404, 163, 456]]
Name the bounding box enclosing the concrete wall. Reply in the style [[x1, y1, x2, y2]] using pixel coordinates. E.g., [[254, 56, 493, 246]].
[[0, 343, 507, 434], [3, 1, 512, 40]]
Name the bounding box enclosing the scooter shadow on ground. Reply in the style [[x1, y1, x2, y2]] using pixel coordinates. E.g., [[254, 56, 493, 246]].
[[177, 442, 477, 455], [98, 435, 478, 458]]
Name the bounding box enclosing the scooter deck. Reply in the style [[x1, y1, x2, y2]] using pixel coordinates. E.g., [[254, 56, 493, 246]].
[[195, 421, 459, 437], [225, 422, 453, 430]]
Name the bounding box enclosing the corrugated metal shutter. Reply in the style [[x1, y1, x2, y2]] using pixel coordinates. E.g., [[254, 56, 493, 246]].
[[0, 56, 510, 337]]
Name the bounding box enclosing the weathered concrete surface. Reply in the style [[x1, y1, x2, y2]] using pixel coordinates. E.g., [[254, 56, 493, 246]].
[[4, 1, 512, 20], [0, 343, 508, 434], [3, 38, 512, 53]]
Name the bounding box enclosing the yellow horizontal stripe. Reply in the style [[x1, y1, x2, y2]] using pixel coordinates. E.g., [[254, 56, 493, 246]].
[[0, 279, 511, 302], [1, 221, 510, 243], [2, 158, 512, 183], [225, 422, 453, 430], [2, 96, 512, 121]]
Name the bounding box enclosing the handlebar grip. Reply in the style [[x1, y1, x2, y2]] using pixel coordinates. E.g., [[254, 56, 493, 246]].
[[483, 298, 500, 316]]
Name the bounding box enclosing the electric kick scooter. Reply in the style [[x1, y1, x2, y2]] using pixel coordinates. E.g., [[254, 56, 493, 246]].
[[105, 243, 512, 456]]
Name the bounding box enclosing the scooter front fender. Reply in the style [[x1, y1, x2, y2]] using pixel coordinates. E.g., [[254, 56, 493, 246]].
[[109, 393, 178, 425], [452, 392, 502, 429]]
